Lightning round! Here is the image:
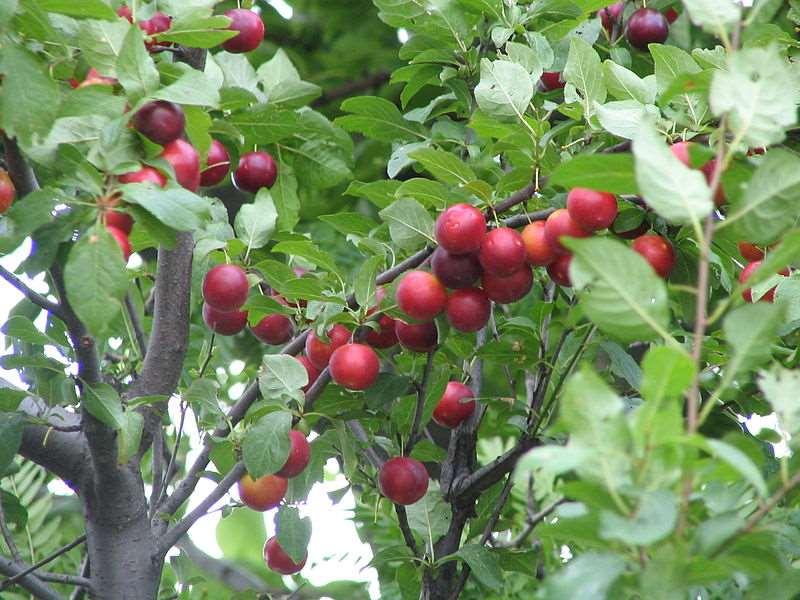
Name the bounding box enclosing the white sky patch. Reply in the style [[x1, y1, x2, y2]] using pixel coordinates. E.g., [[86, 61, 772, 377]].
[[397, 28, 410, 44], [268, 0, 294, 19]]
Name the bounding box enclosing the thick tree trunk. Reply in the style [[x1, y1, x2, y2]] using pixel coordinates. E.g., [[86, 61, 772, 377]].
[[83, 467, 161, 599]]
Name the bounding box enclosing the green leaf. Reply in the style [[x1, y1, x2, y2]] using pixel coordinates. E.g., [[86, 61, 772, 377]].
[[36, 0, 116, 19], [0, 46, 60, 146], [455, 545, 503, 589], [539, 552, 625, 600], [158, 15, 238, 48], [241, 410, 292, 478], [550, 153, 637, 195], [504, 41, 546, 81], [230, 105, 300, 145], [723, 303, 783, 378], [633, 120, 712, 226], [285, 137, 352, 190], [640, 346, 695, 406], [0, 413, 24, 476], [64, 227, 128, 336], [184, 379, 226, 428], [396, 178, 452, 210], [563, 37, 606, 118], [257, 49, 321, 107], [600, 490, 678, 545], [710, 46, 799, 147], [650, 44, 702, 94], [271, 240, 341, 276], [77, 19, 130, 78], [337, 96, 426, 142], [683, 0, 741, 33], [603, 61, 656, 104], [355, 255, 385, 308], [408, 148, 476, 186], [116, 26, 160, 103], [276, 505, 312, 564], [0, 188, 61, 254], [759, 368, 800, 446], [82, 383, 125, 431], [722, 150, 800, 244], [259, 355, 308, 404], [272, 161, 300, 232], [121, 184, 211, 232], [596, 100, 659, 140], [567, 237, 670, 343], [379, 198, 436, 249], [319, 213, 379, 237], [345, 180, 402, 209], [153, 67, 220, 107], [702, 438, 768, 497], [474, 59, 534, 120], [234, 189, 277, 251], [116, 411, 143, 466], [2, 316, 62, 347]]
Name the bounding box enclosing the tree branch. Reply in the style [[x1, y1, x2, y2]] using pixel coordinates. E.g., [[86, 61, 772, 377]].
[[35, 572, 92, 589], [156, 463, 246, 556], [406, 351, 435, 453], [0, 265, 64, 319], [124, 293, 147, 358], [0, 557, 65, 600], [0, 535, 86, 592], [394, 504, 419, 557], [175, 536, 269, 592]]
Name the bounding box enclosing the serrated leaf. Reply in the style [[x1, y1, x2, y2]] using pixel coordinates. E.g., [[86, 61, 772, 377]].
[[116, 411, 143, 465], [683, 0, 741, 33], [603, 61, 656, 104], [567, 237, 670, 343], [408, 148, 475, 185], [710, 46, 799, 147], [355, 255, 385, 308], [36, 0, 116, 19], [241, 411, 292, 478], [257, 49, 321, 107], [337, 96, 426, 142], [77, 19, 130, 78], [633, 121, 712, 226], [272, 160, 300, 232], [702, 438, 768, 497], [116, 26, 159, 103], [234, 189, 277, 251], [474, 59, 534, 120], [64, 227, 128, 336], [596, 100, 659, 140], [563, 37, 606, 118], [230, 105, 299, 145], [271, 240, 340, 275], [540, 552, 625, 600], [121, 184, 211, 231], [153, 67, 220, 107], [259, 355, 308, 404], [640, 346, 695, 406], [723, 302, 783, 378], [319, 213, 379, 237], [158, 15, 238, 48], [2, 316, 62, 347], [276, 505, 312, 564], [600, 490, 678, 545], [379, 198, 436, 249], [82, 383, 125, 431], [455, 545, 503, 589]]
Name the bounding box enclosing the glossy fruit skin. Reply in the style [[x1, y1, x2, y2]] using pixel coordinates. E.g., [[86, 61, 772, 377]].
[[304, 324, 351, 370], [117, 5, 133, 22], [379, 457, 429, 505], [296, 355, 321, 393], [632, 234, 676, 279], [0, 169, 16, 214], [107, 226, 132, 261], [669, 141, 692, 166], [132, 101, 185, 145], [599, 2, 624, 34], [521, 221, 555, 266], [431, 248, 482, 289], [276, 430, 311, 478], [395, 320, 438, 353], [544, 209, 591, 254], [540, 71, 565, 91], [739, 261, 789, 303], [366, 315, 399, 349], [238, 474, 287, 511], [547, 254, 572, 287], [664, 7, 679, 23], [445, 288, 491, 333], [104, 210, 134, 235], [202, 264, 249, 312], [435, 203, 486, 255], [738, 242, 765, 262], [234, 151, 277, 192], [433, 381, 475, 428], [396, 271, 447, 321], [202, 304, 248, 336], [626, 8, 669, 50], [161, 139, 201, 192], [566, 188, 618, 231], [329, 343, 380, 391], [251, 314, 294, 345], [118, 165, 167, 187], [478, 227, 527, 276], [200, 140, 231, 187], [140, 12, 172, 51], [222, 9, 265, 53], [481, 266, 533, 304], [264, 537, 306, 575]]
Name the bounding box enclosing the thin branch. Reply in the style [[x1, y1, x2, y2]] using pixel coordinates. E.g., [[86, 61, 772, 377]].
[[2, 134, 39, 196], [394, 504, 420, 557], [149, 424, 166, 519], [156, 463, 246, 555], [0, 266, 64, 320], [124, 294, 147, 358], [154, 400, 188, 512], [35, 572, 92, 589], [742, 471, 800, 535], [301, 367, 331, 413], [0, 535, 86, 591], [347, 420, 386, 469], [494, 498, 564, 549], [500, 208, 556, 230], [175, 536, 270, 592], [406, 351, 435, 453], [68, 558, 89, 600], [0, 493, 22, 562], [452, 438, 538, 501], [0, 557, 64, 600]]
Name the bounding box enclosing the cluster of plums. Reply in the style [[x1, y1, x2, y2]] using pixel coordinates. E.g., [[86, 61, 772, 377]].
[[540, 3, 677, 91], [236, 429, 310, 574]]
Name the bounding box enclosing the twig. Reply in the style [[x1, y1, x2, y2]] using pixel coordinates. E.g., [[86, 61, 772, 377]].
[[68, 558, 90, 600], [494, 498, 564, 549], [407, 352, 435, 453], [156, 463, 246, 555], [0, 535, 86, 591], [346, 420, 385, 469], [154, 400, 188, 513], [0, 557, 62, 600], [394, 504, 420, 557], [124, 294, 147, 358], [36, 571, 92, 589], [301, 367, 332, 413], [0, 266, 64, 320], [742, 471, 800, 535]]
